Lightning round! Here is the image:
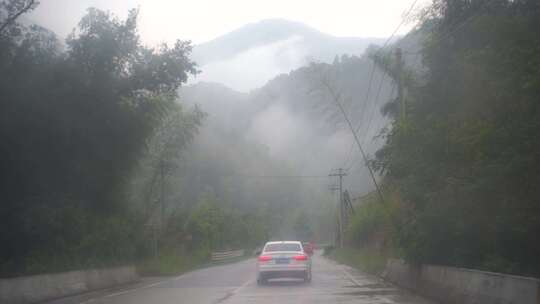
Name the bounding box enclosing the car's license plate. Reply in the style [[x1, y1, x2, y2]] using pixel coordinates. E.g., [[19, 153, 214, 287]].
[[276, 258, 289, 264]]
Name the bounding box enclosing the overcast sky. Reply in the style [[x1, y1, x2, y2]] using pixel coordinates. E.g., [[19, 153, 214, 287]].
[[28, 0, 428, 45]]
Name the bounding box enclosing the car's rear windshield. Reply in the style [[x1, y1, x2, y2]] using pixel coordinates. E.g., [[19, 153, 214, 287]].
[[264, 243, 302, 252]]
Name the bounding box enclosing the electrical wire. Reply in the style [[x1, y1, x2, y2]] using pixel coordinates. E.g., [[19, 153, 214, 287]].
[[228, 174, 330, 179]]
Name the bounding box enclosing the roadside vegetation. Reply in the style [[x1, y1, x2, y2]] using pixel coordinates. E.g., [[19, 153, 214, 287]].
[[328, 247, 388, 275], [342, 0, 540, 277], [0, 1, 269, 278], [0, 1, 326, 278], [3, 0, 539, 280]]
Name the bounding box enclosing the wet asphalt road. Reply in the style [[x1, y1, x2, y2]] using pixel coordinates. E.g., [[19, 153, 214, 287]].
[[47, 252, 436, 304]]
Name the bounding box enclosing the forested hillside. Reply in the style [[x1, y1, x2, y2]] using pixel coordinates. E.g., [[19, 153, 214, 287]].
[[346, 0, 540, 277], [0, 5, 204, 276], [2, 2, 390, 276]]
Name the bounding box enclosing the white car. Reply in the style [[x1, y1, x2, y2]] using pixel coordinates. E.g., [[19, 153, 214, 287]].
[[256, 241, 312, 284]]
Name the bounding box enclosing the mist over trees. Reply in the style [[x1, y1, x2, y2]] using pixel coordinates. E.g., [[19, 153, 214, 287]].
[[3, 0, 539, 281], [345, 0, 540, 277], [0, 3, 203, 276], [170, 53, 397, 243], [190, 19, 386, 91]]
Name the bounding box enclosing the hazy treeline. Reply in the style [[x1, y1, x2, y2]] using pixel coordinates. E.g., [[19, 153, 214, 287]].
[[0, 1, 337, 277], [346, 0, 540, 277], [171, 53, 397, 246], [0, 2, 205, 276]]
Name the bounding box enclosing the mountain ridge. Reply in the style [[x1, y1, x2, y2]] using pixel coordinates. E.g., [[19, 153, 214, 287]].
[[191, 18, 385, 66]]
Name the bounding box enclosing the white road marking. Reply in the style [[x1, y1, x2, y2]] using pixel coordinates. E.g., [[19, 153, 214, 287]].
[[78, 279, 169, 303], [232, 278, 253, 294], [342, 266, 363, 286], [77, 259, 252, 304], [103, 288, 139, 298], [140, 281, 163, 289], [216, 279, 253, 303]]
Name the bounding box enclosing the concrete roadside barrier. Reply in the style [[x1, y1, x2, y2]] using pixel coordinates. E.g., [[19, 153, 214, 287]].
[[0, 266, 139, 304], [384, 259, 540, 304]]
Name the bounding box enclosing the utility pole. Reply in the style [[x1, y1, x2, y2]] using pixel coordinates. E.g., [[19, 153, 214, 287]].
[[328, 184, 340, 247], [160, 159, 165, 233], [329, 168, 348, 248], [342, 190, 355, 229], [396, 47, 405, 123]]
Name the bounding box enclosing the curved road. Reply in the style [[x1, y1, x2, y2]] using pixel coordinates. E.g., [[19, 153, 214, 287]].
[[47, 252, 436, 304]]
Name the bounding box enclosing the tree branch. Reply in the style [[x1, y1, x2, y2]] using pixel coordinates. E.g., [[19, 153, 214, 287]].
[[0, 0, 37, 34]]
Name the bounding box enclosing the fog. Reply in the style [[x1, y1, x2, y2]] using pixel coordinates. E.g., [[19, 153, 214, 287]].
[[191, 36, 307, 91], [5, 0, 540, 288], [7, 0, 401, 249], [25, 4, 400, 201], [26, 0, 422, 44], [179, 46, 396, 205]]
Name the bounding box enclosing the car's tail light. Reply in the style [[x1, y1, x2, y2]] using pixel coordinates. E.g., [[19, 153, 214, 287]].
[[258, 255, 272, 262], [293, 255, 308, 261]]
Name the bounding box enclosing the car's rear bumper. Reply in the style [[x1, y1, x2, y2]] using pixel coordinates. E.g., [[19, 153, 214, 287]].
[[258, 263, 309, 272], [259, 270, 307, 279], [257, 264, 310, 279]]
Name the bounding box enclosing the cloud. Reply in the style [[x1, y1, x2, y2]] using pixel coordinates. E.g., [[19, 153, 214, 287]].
[[191, 36, 308, 92]]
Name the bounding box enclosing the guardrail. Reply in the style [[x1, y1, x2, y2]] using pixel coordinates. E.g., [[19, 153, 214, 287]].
[[211, 249, 245, 261]]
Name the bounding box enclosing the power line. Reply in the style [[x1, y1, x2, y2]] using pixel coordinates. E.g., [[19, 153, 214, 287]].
[[348, 84, 396, 172], [331, 0, 421, 201], [381, 0, 420, 49], [321, 79, 385, 204], [341, 138, 357, 169], [344, 0, 420, 171], [360, 0, 419, 109], [399, 1, 494, 56], [359, 72, 388, 143], [347, 3, 494, 173], [229, 174, 330, 179]]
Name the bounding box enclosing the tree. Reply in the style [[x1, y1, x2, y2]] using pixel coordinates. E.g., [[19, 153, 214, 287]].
[[0, 4, 199, 276], [372, 0, 540, 276], [0, 0, 38, 34]]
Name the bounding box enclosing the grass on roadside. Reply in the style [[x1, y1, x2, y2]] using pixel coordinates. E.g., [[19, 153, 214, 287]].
[[136, 249, 253, 276], [137, 249, 209, 276], [137, 255, 200, 276], [328, 247, 388, 275]]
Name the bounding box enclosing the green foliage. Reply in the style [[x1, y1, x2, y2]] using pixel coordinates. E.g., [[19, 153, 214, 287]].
[[346, 192, 395, 248], [373, 0, 540, 276], [323, 245, 335, 256], [0, 203, 147, 276], [329, 247, 388, 275], [185, 191, 269, 251], [0, 3, 198, 277], [137, 248, 209, 276]]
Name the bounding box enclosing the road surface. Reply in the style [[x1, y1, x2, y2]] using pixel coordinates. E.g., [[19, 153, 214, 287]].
[[47, 252, 436, 304]]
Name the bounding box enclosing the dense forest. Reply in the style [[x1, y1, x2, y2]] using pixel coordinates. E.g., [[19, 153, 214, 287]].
[[346, 0, 540, 277], [0, 2, 210, 275]]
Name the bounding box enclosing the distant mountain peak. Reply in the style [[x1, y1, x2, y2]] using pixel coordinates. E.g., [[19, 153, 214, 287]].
[[190, 19, 385, 91], [192, 19, 327, 64]]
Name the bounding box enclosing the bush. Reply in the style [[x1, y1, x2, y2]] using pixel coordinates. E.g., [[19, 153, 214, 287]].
[[329, 247, 387, 275], [323, 245, 335, 256], [137, 246, 213, 276]]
